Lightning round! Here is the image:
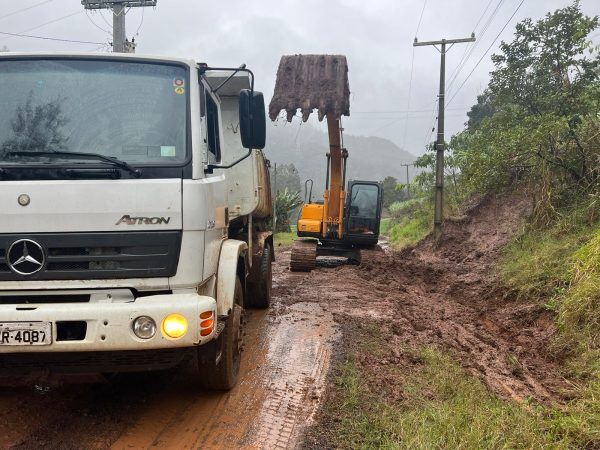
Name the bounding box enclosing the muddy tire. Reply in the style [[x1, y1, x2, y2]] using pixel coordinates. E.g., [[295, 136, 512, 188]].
[[197, 278, 243, 390], [247, 243, 272, 309]]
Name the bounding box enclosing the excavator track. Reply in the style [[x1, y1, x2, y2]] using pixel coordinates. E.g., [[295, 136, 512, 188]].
[[290, 240, 317, 272]]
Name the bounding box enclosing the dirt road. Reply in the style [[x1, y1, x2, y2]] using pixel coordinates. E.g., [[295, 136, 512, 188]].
[[0, 194, 564, 449], [0, 263, 337, 449]]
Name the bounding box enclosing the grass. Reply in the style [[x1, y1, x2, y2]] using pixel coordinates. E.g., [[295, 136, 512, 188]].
[[385, 198, 432, 248], [327, 344, 599, 449], [388, 214, 431, 248], [380, 217, 392, 235], [274, 225, 297, 247], [495, 204, 600, 445], [274, 231, 296, 247], [499, 211, 600, 380]]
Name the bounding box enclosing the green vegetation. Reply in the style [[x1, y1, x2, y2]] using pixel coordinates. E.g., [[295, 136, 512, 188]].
[[386, 198, 431, 248], [325, 4, 600, 448], [451, 2, 599, 218], [329, 346, 598, 449], [274, 230, 296, 247], [500, 202, 600, 380], [274, 188, 303, 232]]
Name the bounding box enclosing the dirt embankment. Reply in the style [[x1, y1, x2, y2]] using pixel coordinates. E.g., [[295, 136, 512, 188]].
[[282, 193, 567, 405]]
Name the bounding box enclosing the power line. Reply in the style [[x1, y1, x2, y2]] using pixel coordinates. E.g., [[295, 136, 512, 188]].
[[85, 10, 112, 35], [99, 10, 114, 30], [447, 0, 526, 106], [397, 0, 429, 150], [446, 0, 497, 88], [0, 10, 84, 42], [401, 0, 427, 150], [135, 7, 145, 36], [0, 0, 54, 22], [415, 0, 428, 39], [447, 0, 506, 92], [0, 30, 105, 45], [353, 106, 469, 114]]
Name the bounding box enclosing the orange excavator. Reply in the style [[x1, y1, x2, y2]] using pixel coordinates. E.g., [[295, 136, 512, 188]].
[[269, 55, 383, 271]]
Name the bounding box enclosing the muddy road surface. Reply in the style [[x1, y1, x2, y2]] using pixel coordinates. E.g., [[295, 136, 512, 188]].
[[0, 262, 337, 449], [0, 194, 564, 449]]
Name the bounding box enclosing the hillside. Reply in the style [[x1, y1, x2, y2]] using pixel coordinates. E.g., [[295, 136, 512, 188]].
[[264, 122, 417, 194]]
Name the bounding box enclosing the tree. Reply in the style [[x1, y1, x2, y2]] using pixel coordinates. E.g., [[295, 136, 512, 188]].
[[381, 176, 406, 208], [466, 90, 496, 130], [452, 2, 599, 209], [274, 188, 303, 232], [271, 163, 302, 197], [1, 94, 69, 157]]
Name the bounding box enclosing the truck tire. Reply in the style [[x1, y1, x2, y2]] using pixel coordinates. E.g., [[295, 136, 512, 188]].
[[197, 278, 243, 390], [247, 243, 272, 309]]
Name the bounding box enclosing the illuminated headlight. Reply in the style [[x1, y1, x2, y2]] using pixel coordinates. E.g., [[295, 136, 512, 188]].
[[132, 316, 157, 339], [161, 313, 188, 339]]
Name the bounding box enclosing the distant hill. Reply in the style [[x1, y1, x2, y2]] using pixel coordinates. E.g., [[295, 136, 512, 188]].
[[264, 122, 417, 195]]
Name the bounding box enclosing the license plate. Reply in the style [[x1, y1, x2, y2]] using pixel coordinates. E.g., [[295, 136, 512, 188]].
[[0, 322, 52, 346]]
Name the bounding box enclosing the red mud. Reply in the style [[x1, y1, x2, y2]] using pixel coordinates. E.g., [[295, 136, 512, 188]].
[[277, 193, 568, 404]]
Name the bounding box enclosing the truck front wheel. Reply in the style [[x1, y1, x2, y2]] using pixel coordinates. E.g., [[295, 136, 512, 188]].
[[197, 278, 243, 390]]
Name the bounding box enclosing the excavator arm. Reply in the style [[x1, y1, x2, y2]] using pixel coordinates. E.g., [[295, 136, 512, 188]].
[[269, 54, 350, 239]]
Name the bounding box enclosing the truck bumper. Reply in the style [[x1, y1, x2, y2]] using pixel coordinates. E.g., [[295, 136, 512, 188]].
[[0, 291, 217, 354]]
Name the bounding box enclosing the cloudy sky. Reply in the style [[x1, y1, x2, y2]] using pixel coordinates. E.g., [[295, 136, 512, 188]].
[[1, 0, 599, 156]]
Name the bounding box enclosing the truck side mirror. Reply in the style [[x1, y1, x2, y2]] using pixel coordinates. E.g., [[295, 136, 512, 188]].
[[239, 89, 266, 150]]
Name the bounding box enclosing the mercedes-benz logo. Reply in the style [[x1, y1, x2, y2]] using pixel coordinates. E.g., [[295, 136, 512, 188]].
[[7, 239, 45, 276]]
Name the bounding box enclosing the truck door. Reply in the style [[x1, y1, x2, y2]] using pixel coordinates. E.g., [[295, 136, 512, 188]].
[[344, 181, 383, 246]]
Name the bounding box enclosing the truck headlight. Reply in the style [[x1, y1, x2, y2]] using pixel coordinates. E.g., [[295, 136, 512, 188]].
[[132, 316, 157, 339], [161, 313, 188, 339]]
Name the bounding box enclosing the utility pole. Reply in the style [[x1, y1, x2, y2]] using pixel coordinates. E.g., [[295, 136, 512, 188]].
[[81, 1, 157, 53], [414, 34, 475, 240], [400, 163, 411, 199]]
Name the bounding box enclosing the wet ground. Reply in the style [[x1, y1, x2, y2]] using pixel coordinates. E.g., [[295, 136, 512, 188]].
[[0, 194, 567, 449], [0, 252, 337, 450]]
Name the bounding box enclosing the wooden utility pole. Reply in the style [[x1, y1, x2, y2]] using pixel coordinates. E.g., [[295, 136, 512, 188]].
[[81, 1, 157, 53], [414, 34, 475, 239], [400, 163, 411, 199]]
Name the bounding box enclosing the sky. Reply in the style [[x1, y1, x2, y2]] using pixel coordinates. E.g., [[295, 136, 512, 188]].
[[1, 0, 599, 157]]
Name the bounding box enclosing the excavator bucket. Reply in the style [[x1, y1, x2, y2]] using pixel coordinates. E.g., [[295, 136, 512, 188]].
[[268, 54, 350, 122]]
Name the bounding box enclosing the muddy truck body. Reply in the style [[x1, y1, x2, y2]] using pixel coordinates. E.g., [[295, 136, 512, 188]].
[[0, 53, 273, 390]]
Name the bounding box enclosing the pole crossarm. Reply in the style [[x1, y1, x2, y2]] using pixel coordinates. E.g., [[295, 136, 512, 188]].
[[413, 36, 475, 47], [82, 0, 156, 10]]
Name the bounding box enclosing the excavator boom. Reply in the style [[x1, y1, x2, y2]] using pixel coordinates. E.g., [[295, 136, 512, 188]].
[[269, 55, 350, 240]]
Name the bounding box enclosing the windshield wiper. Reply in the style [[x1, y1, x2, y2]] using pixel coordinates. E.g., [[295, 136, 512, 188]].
[[3, 151, 142, 178]]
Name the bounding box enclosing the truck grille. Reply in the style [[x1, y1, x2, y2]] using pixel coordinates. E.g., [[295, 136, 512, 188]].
[[0, 232, 181, 281]]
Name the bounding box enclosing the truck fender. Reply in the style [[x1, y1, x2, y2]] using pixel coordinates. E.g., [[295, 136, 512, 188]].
[[217, 239, 248, 316]]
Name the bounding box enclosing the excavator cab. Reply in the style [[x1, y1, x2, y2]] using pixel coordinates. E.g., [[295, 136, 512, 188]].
[[344, 181, 383, 247]]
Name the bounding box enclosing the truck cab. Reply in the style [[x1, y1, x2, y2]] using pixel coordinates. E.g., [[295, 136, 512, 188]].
[[0, 53, 273, 390]]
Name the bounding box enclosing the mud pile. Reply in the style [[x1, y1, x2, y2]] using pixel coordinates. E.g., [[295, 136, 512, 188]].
[[277, 194, 568, 404], [268, 54, 350, 122]]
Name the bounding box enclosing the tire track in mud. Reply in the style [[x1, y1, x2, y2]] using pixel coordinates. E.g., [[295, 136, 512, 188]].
[[0, 265, 336, 450]]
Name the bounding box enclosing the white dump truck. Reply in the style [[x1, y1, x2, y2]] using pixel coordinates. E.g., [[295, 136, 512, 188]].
[[0, 53, 273, 390]]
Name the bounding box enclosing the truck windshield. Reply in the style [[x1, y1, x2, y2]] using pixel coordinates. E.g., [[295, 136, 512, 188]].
[[0, 58, 188, 166]]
